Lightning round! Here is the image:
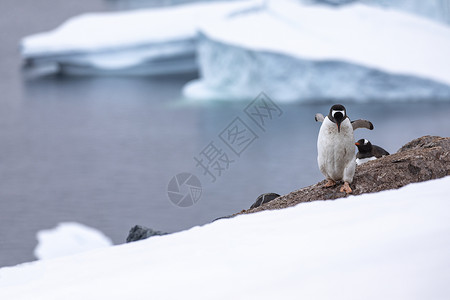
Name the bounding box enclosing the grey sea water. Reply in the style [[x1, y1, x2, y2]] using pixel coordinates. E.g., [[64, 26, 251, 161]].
[[1, 0, 450, 267]]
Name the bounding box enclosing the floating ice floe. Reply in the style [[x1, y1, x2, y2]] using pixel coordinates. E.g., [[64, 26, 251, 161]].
[[34, 222, 113, 260], [21, 1, 262, 75], [184, 0, 450, 102]]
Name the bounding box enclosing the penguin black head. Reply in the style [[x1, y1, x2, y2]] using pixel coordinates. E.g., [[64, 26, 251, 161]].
[[355, 139, 372, 153], [328, 104, 347, 132]]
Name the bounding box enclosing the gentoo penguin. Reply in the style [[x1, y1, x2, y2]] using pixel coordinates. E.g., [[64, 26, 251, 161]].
[[316, 104, 372, 194], [355, 139, 389, 165]]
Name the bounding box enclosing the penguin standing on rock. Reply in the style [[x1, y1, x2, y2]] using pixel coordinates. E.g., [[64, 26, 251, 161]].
[[355, 139, 389, 165], [316, 104, 373, 194]]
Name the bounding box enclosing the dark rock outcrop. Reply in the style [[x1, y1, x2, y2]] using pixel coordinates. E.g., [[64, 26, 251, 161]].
[[250, 193, 281, 209], [238, 136, 450, 215], [126, 225, 167, 243]]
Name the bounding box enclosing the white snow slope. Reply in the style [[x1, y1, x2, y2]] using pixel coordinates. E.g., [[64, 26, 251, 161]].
[[1, 176, 450, 300]]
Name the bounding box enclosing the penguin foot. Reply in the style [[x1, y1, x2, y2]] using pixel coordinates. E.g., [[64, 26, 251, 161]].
[[340, 182, 352, 194], [324, 180, 336, 188]]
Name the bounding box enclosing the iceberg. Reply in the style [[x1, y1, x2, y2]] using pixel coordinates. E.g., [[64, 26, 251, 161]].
[[21, 1, 262, 75], [301, 0, 450, 25], [34, 222, 112, 260], [184, 1, 450, 102], [1, 176, 450, 299]]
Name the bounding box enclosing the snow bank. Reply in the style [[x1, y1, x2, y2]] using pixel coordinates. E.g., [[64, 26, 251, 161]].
[[21, 1, 262, 75], [184, 1, 450, 101], [1, 176, 450, 299], [34, 222, 112, 260]]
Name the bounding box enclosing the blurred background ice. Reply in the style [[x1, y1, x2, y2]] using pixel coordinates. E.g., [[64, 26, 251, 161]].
[[34, 222, 112, 260], [185, 1, 450, 101], [0, 0, 449, 267]]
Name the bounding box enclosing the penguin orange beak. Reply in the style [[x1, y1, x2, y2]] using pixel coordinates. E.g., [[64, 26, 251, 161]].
[[355, 142, 360, 146]]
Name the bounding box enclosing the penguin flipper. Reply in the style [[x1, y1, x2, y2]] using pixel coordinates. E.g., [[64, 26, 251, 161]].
[[315, 113, 325, 122], [351, 119, 374, 131]]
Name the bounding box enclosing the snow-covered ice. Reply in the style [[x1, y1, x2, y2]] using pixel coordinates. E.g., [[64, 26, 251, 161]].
[[21, 1, 262, 75], [184, 0, 450, 102], [34, 222, 112, 260], [1, 176, 450, 299], [303, 0, 450, 25]]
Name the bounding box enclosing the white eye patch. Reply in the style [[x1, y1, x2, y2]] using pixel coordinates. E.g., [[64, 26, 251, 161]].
[[364, 139, 369, 145], [332, 110, 345, 118]]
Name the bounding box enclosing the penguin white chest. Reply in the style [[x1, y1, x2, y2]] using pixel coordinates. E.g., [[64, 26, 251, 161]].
[[356, 156, 377, 165], [317, 118, 355, 182]]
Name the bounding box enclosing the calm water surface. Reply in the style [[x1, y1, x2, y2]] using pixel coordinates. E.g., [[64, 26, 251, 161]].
[[1, 0, 449, 267]]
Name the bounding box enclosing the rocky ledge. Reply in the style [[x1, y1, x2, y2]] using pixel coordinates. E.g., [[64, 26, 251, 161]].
[[126, 225, 167, 243], [239, 135, 450, 215]]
